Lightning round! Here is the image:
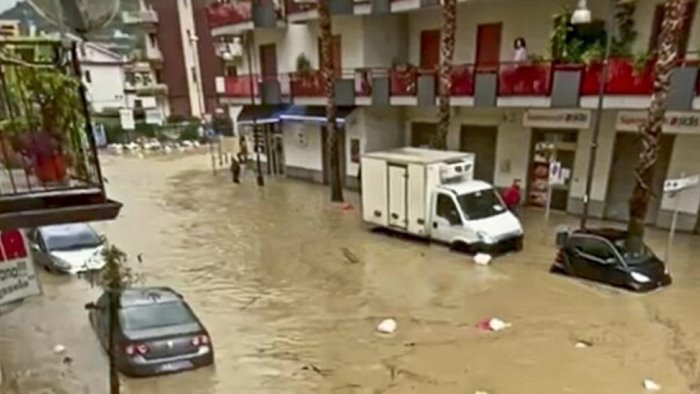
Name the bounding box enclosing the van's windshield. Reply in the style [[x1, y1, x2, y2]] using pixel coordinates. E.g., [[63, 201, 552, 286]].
[[456, 188, 507, 221]]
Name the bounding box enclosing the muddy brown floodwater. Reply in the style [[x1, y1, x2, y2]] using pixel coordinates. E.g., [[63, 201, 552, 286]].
[[3, 153, 700, 394]]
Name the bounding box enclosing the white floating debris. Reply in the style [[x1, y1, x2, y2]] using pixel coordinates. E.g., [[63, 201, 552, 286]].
[[473, 253, 492, 266], [643, 379, 661, 391], [575, 340, 592, 349], [475, 391, 490, 394], [377, 318, 397, 334], [53, 344, 66, 354], [487, 318, 511, 332]]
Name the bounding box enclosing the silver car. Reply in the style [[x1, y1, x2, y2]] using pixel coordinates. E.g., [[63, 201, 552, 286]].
[[86, 287, 214, 377], [29, 224, 106, 274]]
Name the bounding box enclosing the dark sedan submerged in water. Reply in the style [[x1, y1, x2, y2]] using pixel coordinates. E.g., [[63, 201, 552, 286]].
[[551, 228, 671, 292], [86, 287, 214, 377]]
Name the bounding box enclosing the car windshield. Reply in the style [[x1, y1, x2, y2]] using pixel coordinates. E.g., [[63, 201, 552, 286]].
[[613, 239, 655, 263], [456, 188, 507, 221], [120, 302, 197, 331], [44, 227, 102, 251]]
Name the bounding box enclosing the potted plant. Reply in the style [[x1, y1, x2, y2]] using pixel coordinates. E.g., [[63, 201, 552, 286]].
[[2, 44, 89, 184]]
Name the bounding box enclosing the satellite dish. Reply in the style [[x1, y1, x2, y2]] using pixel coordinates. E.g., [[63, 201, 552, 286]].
[[29, 0, 121, 37]]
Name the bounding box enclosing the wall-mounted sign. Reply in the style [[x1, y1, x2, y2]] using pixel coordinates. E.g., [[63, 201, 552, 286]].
[[119, 108, 135, 131], [0, 230, 41, 306], [523, 109, 591, 130], [616, 111, 700, 134]]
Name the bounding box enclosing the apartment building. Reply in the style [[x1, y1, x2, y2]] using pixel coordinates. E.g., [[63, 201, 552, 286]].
[[124, 0, 223, 119], [207, 0, 700, 232]]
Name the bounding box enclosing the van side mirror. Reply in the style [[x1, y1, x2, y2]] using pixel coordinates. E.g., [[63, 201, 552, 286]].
[[84, 302, 97, 310]]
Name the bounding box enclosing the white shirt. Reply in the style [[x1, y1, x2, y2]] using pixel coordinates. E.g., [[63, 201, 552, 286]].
[[514, 47, 528, 63]]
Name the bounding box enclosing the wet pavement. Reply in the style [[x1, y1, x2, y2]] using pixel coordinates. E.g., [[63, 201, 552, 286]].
[[2, 153, 700, 393]]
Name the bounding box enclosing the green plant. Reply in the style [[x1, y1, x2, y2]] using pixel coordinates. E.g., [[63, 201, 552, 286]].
[[581, 41, 605, 64], [632, 50, 652, 73], [1, 44, 90, 177], [549, 8, 573, 61], [295, 53, 312, 74], [610, 1, 638, 58]]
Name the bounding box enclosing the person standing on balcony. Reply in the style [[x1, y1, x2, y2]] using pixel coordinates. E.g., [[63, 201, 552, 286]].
[[511, 37, 529, 93], [513, 37, 528, 63]]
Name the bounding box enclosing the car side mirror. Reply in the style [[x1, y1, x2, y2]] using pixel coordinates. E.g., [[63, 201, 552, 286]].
[[605, 257, 617, 265], [84, 302, 97, 310], [30, 243, 39, 251]]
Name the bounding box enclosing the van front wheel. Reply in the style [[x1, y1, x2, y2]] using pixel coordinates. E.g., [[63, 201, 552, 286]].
[[451, 242, 472, 254]]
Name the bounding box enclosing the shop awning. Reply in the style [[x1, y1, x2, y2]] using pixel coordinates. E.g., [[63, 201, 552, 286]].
[[279, 105, 356, 124], [237, 105, 288, 125]]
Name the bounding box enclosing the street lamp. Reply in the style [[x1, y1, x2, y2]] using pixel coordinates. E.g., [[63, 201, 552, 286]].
[[572, 0, 614, 229]]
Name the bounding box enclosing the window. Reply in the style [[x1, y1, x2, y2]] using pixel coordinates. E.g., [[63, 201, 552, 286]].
[[148, 33, 157, 48], [573, 236, 616, 263], [191, 67, 198, 83], [456, 188, 505, 221], [84, 70, 91, 83], [436, 194, 461, 225], [350, 138, 360, 163], [43, 226, 102, 252], [134, 99, 143, 109], [225, 65, 238, 77], [119, 302, 196, 331], [79, 44, 86, 58]]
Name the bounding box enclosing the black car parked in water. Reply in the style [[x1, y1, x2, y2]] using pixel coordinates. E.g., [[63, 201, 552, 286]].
[[86, 287, 214, 377], [551, 228, 671, 292]]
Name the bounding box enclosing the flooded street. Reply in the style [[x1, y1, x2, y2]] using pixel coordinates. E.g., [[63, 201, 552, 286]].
[[3, 153, 700, 393]]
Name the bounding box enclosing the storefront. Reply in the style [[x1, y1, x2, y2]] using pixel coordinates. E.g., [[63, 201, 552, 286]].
[[606, 111, 700, 231], [522, 109, 591, 211]]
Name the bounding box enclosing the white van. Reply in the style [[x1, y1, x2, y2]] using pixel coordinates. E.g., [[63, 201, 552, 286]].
[[361, 147, 523, 252]]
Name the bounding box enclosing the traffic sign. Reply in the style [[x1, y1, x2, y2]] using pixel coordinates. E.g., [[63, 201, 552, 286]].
[[664, 174, 700, 193]]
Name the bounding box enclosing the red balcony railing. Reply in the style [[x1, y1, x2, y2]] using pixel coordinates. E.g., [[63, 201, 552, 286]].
[[206, 1, 252, 27], [390, 66, 417, 96], [581, 58, 655, 95], [498, 61, 552, 96], [290, 71, 324, 96], [451, 64, 474, 96], [223, 75, 259, 97], [218, 60, 700, 102]]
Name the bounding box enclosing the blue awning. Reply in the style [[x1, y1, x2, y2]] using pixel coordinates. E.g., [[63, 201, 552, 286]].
[[279, 105, 355, 124], [237, 105, 287, 125]]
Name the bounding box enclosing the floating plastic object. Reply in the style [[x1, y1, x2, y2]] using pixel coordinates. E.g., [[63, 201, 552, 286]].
[[643, 379, 661, 391], [473, 253, 492, 266], [53, 344, 66, 354], [475, 391, 490, 394], [575, 340, 592, 349], [476, 318, 511, 332], [377, 318, 397, 334]]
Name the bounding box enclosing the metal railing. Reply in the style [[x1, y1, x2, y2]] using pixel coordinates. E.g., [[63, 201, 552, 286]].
[[0, 40, 103, 198]]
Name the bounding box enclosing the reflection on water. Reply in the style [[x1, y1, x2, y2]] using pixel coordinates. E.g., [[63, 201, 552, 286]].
[[2, 154, 700, 394]]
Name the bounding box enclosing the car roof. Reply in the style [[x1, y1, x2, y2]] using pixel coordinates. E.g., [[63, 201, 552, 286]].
[[440, 180, 493, 195], [573, 227, 627, 241], [119, 287, 183, 308], [39, 223, 94, 237]]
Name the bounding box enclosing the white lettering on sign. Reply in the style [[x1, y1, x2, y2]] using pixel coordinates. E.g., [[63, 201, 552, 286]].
[[523, 109, 592, 129], [0, 230, 41, 306], [617, 111, 700, 134]]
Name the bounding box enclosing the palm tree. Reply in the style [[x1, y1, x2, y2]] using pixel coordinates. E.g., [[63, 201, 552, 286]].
[[433, 0, 457, 150], [318, 0, 343, 202], [627, 0, 685, 253]]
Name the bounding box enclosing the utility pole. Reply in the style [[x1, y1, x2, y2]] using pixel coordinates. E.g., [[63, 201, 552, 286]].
[[245, 31, 264, 186]]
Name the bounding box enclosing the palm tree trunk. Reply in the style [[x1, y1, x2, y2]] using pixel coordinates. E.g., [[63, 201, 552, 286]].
[[432, 0, 456, 150], [627, 0, 685, 253], [318, 0, 343, 202]]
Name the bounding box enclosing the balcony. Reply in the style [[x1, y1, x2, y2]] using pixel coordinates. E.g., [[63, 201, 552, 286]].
[[122, 10, 159, 29], [124, 82, 169, 96], [215, 59, 700, 110], [0, 41, 121, 230], [207, 0, 284, 35]]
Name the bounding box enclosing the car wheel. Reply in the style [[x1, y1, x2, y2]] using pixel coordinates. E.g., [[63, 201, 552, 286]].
[[451, 242, 472, 254]]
